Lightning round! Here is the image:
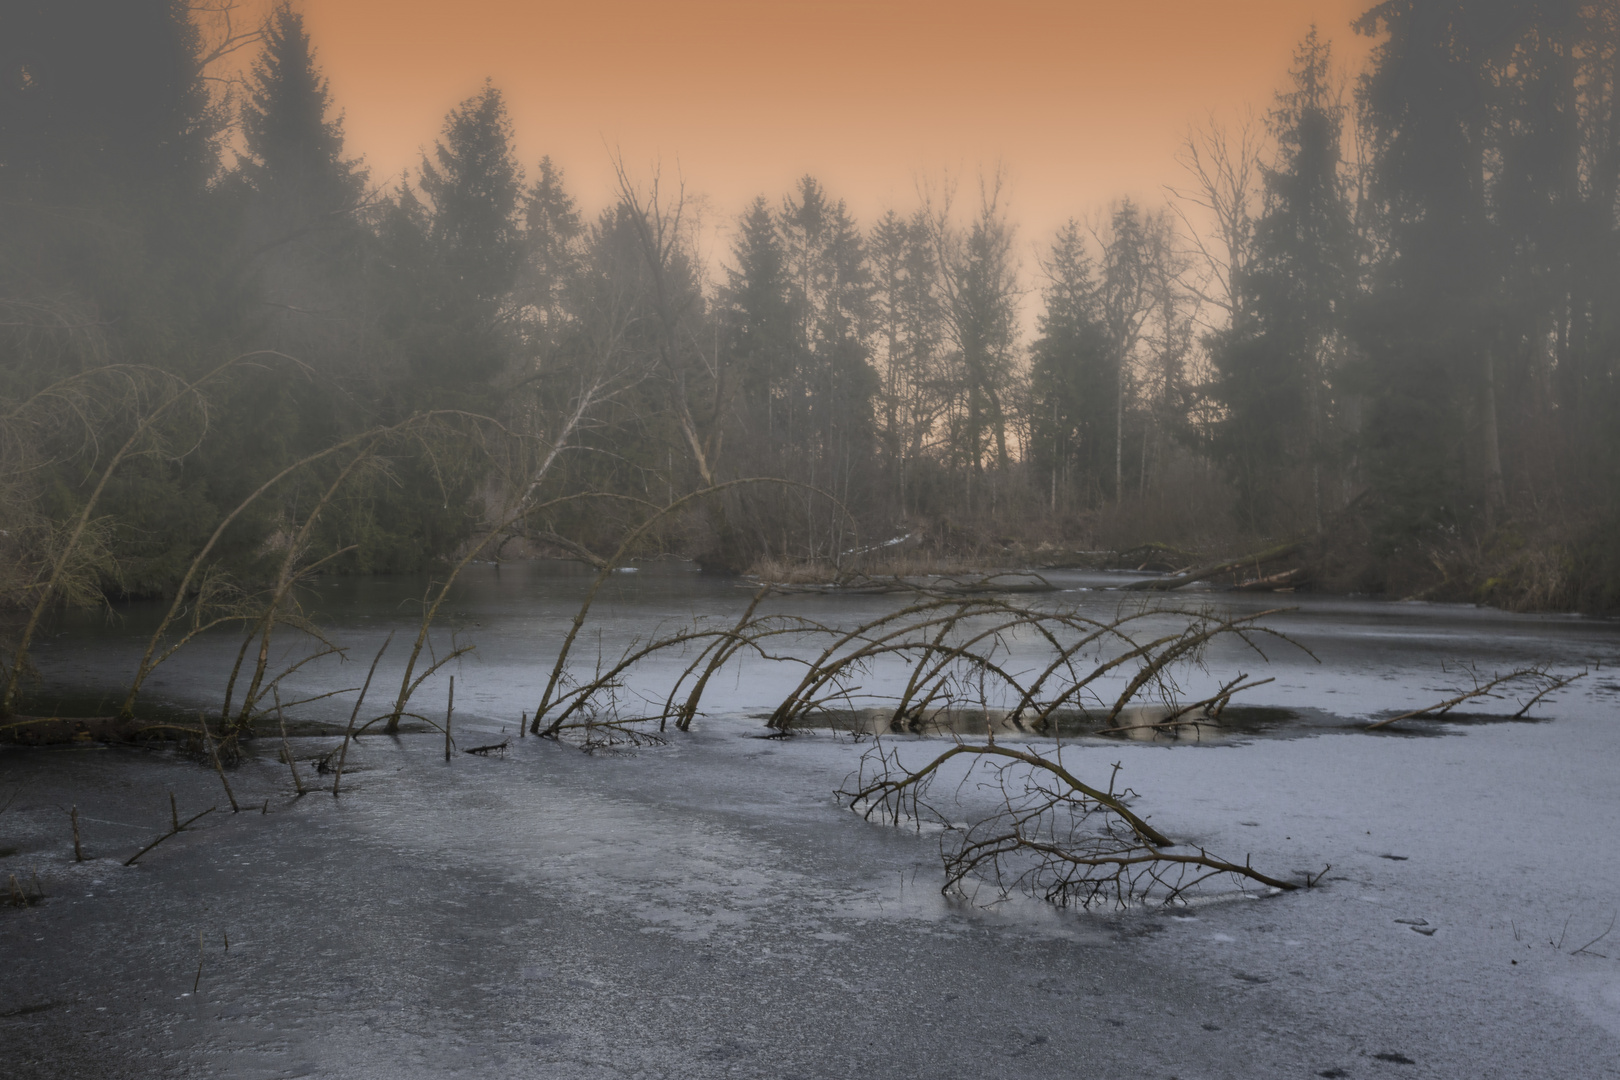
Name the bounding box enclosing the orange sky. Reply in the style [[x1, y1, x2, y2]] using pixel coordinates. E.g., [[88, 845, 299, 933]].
[[290, 0, 1375, 257]]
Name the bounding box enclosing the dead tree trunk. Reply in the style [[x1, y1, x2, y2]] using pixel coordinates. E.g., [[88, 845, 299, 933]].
[[1121, 541, 1303, 591]]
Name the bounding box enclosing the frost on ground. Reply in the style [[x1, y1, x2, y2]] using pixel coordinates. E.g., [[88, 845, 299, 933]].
[[2, 573, 1619, 1078], [4, 706, 1618, 1080]]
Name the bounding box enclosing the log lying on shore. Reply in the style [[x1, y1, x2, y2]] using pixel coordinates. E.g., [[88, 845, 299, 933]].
[[1114, 541, 1206, 572], [1120, 541, 1303, 592], [1231, 566, 1312, 592], [1032, 550, 1116, 570], [756, 571, 1059, 597]]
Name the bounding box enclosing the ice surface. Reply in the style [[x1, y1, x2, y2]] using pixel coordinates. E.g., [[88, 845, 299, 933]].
[[3, 565, 1618, 1077]]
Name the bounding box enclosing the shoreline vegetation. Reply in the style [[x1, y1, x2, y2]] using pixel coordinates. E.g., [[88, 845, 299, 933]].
[[6, 5, 1620, 666], [4, 5, 1617, 749], [733, 527, 1599, 611]]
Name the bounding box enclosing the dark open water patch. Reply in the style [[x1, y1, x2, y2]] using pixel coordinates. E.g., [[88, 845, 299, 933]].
[[4, 686, 433, 746], [1363, 709, 1555, 736], [767, 703, 1304, 745], [774, 702, 1554, 745]]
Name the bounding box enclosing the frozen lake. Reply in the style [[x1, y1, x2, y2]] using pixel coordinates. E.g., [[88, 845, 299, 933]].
[[3, 564, 1619, 1077]]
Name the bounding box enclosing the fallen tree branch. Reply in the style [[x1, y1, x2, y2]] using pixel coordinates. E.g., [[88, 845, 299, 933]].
[[1115, 542, 1205, 571], [124, 806, 216, 866], [1122, 541, 1303, 591], [1512, 669, 1587, 718], [1231, 567, 1311, 592], [840, 740, 1300, 909], [463, 740, 511, 757], [844, 740, 1172, 847], [528, 530, 610, 570], [1571, 911, 1616, 958], [1093, 675, 1276, 733], [1367, 664, 1581, 730]]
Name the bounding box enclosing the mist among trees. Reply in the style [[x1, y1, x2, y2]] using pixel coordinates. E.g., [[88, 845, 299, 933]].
[[4, 0, 1619, 667]]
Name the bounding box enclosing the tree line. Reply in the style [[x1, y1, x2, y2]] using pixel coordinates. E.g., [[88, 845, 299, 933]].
[[3, 0, 1618, 630]]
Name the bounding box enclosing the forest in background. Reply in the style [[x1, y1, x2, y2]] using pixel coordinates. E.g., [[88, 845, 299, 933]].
[[3, 0, 1620, 689]]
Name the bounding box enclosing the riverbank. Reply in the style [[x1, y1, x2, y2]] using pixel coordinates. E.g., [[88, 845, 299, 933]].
[[741, 515, 1620, 615]]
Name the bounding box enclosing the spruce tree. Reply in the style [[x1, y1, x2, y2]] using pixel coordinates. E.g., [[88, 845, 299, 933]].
[[1, 0, 220, 203], [1029, 222, 1113, 509], [778, 177, 877, 493], [869, 209, 942, 511], [236, 2, 370, 380], [1096, 200, 1156, 501], [520, 155, 584, 352], [1211, 28, 1356, 531], [419, 82, 525, 309], [239, 3, 365, 229], [382, 82, 524, 394], [722, 196, 796, 447], [1353, 1, 1500, 539], [933, 182, 1020, 508]]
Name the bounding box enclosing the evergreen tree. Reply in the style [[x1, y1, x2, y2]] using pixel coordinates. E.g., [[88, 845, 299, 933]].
[[519, 155, 584, 360], [1095, 200, 1159, 501], [778, 177, 878, 497], [0, 0, 257, 598], [0, 0, 233, 369], [236, 2, 370, 379], [355, 86, 527, 568], [1, 0, 220, 204], [1212, 28, 1357, 530], [239, 3, 364, 226], [721, 197, 796, 447], [383, 82, 524, 393], [1029, 222, 1113, 509], [1484, 1, 1620, 517], [420, 82, 524, 308], [1347, 1, 1620, 599], [1353, 0, 1501, 538]]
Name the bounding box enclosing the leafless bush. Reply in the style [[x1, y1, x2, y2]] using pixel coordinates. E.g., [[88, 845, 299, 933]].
[[1, 362, 210, 715]]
